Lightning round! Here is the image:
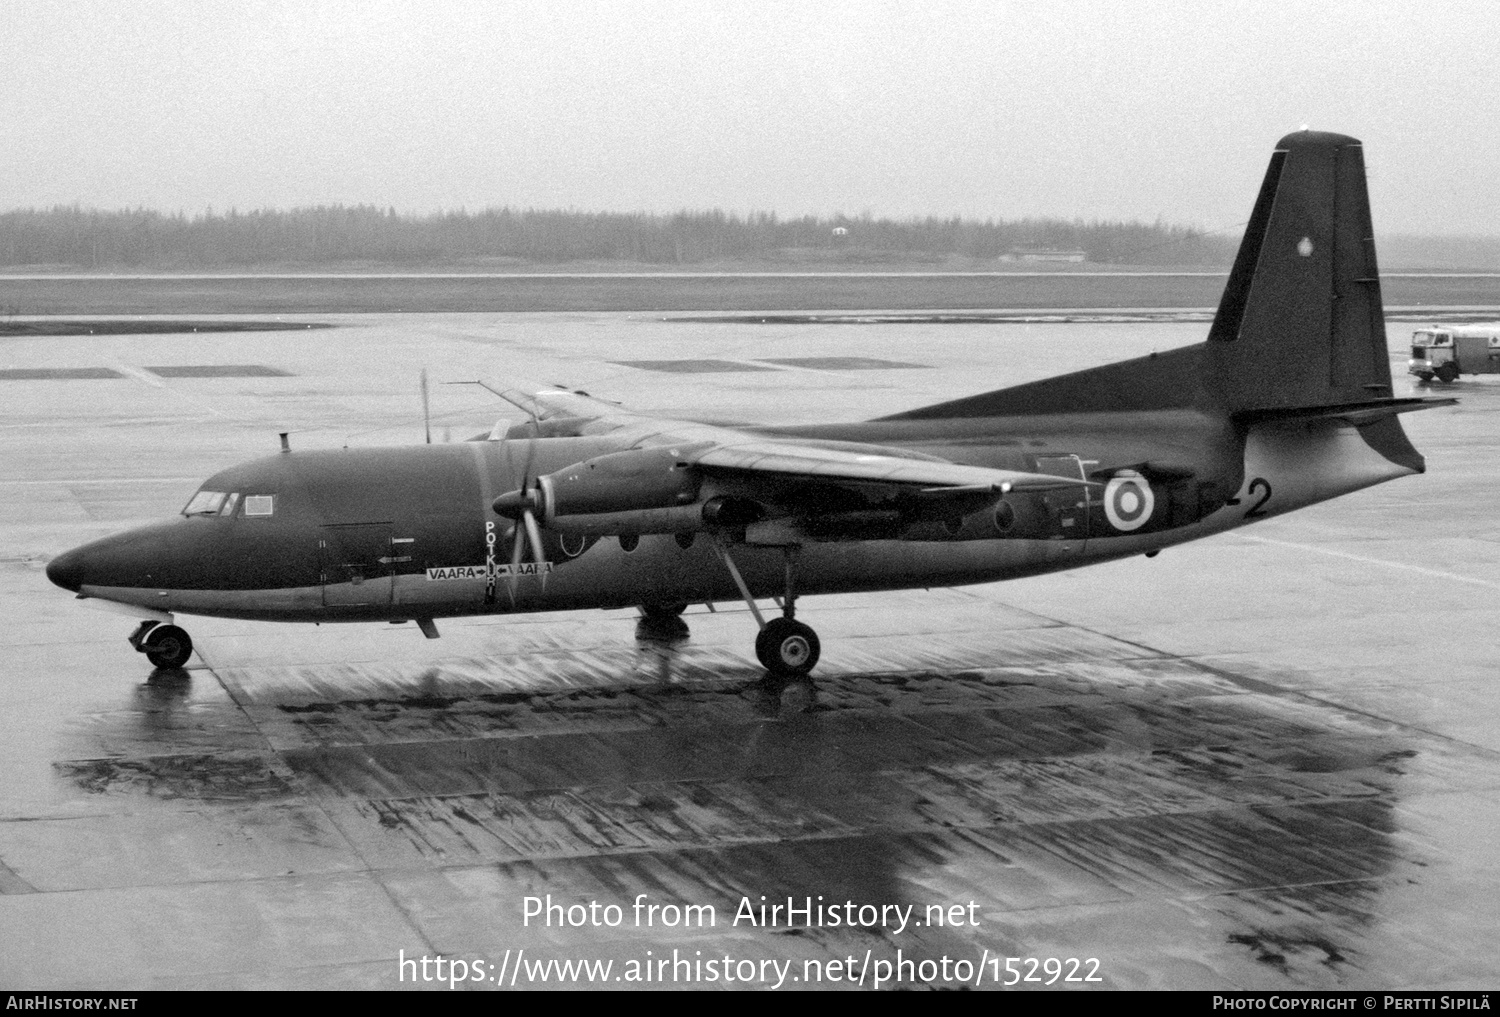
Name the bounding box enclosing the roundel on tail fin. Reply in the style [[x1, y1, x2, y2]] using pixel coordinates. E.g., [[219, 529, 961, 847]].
[[1103, 470, 1154, 531]]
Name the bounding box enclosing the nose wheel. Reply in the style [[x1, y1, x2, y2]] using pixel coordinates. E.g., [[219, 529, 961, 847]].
[[128, 620, 194, 669]]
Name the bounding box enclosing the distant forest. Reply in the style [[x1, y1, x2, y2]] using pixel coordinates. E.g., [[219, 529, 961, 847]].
[[0, 205, 1241, 269]]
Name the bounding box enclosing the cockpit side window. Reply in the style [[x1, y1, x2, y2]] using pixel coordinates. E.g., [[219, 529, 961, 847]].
[[219, 493, 240, 516], [243, 495, 275, 517], [182, 491, 227, 516]]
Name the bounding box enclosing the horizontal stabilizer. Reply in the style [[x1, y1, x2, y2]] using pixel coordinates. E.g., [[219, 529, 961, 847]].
[[1234, 397, 1455, 427]]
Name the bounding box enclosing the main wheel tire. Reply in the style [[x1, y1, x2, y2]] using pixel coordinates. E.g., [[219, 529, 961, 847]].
[[1416, 371, 1434, 383], [1437, 363, 1460, 383], [144, 625, 193, 668], [754, 618, 820, 677]]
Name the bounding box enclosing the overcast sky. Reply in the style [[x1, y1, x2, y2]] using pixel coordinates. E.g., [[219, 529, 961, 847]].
[[3, 1, 1496, 234]]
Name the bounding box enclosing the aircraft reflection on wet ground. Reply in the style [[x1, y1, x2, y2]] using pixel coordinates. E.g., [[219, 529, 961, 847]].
[[4, 307, 1499, 989]]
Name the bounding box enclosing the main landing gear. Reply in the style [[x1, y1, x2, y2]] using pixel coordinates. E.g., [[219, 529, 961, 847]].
[[127, 620, 194, 669], [713, 540, 821, 678], [636, 602, 690, 642]]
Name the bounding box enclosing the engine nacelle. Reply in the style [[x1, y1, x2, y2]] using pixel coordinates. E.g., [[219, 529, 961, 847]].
[[535, 446, 702, 521], [544, 504, 708, 536]]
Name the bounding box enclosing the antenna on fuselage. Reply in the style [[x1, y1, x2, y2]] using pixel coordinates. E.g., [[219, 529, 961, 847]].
[[279, 432, 290, 453]]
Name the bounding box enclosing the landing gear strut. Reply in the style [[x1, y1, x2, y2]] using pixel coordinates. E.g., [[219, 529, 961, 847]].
[[127, 620, 194, 669], [714, 540, 820, 677]]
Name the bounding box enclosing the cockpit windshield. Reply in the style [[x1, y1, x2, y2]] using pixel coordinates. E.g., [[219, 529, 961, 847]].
[[182, 490, 227, 516], [183, 491, 260, 517]]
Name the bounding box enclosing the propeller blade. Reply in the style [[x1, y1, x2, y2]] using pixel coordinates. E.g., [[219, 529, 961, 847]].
[[522, 507, 548, 593], [501, 419, 518, 487], [507, 517, 526, 598], [421, 369, 432, 445], [520, 403, 541, 487], [522, 509, 544, 561]]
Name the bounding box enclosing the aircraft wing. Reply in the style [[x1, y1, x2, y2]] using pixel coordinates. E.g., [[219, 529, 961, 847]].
[[478, 384, 1092, 499], [485, 385, 628, 425], [685, 440, 1093, 493]]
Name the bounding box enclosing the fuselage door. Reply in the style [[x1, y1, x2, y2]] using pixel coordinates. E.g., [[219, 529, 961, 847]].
[[1031, 454, 1090, 540], [320, 522, 396, 607]]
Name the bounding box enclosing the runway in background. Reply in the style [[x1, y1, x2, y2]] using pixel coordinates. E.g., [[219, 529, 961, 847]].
[[2, 305, 1497, 989]]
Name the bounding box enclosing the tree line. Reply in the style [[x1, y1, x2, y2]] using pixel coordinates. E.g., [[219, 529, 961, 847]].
[[0, 205, 1238, 268]]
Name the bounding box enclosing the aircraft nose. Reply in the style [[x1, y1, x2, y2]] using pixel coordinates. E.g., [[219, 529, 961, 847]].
[[46, 548, 85, 592]]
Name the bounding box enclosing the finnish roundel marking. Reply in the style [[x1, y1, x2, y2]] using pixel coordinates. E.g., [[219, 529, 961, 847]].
[[1103, 470, 1154, 531]]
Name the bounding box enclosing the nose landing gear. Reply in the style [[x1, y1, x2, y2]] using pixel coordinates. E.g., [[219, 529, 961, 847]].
[[127, 620, 194, 669]]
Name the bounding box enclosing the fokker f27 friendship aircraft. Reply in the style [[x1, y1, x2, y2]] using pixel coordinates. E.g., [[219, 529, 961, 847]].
[[47, 132, 1450, 676]]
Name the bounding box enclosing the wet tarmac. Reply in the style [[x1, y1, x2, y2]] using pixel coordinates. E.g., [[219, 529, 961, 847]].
[[3, 310, 1498, 989]]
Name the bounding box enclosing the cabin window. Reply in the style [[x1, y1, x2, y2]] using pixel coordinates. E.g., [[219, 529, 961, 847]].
[[182, 491, 226, 516], [243, 495, 275, 517]]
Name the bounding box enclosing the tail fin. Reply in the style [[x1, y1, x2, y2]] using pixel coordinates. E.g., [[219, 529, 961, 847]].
[[1204, 130, 1392, 411], [879, 131, 1400, 422]]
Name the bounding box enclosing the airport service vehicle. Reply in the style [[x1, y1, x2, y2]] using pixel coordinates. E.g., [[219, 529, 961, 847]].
[[46, 131, 1452, 677], [1408, 324, 1500, 383]]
